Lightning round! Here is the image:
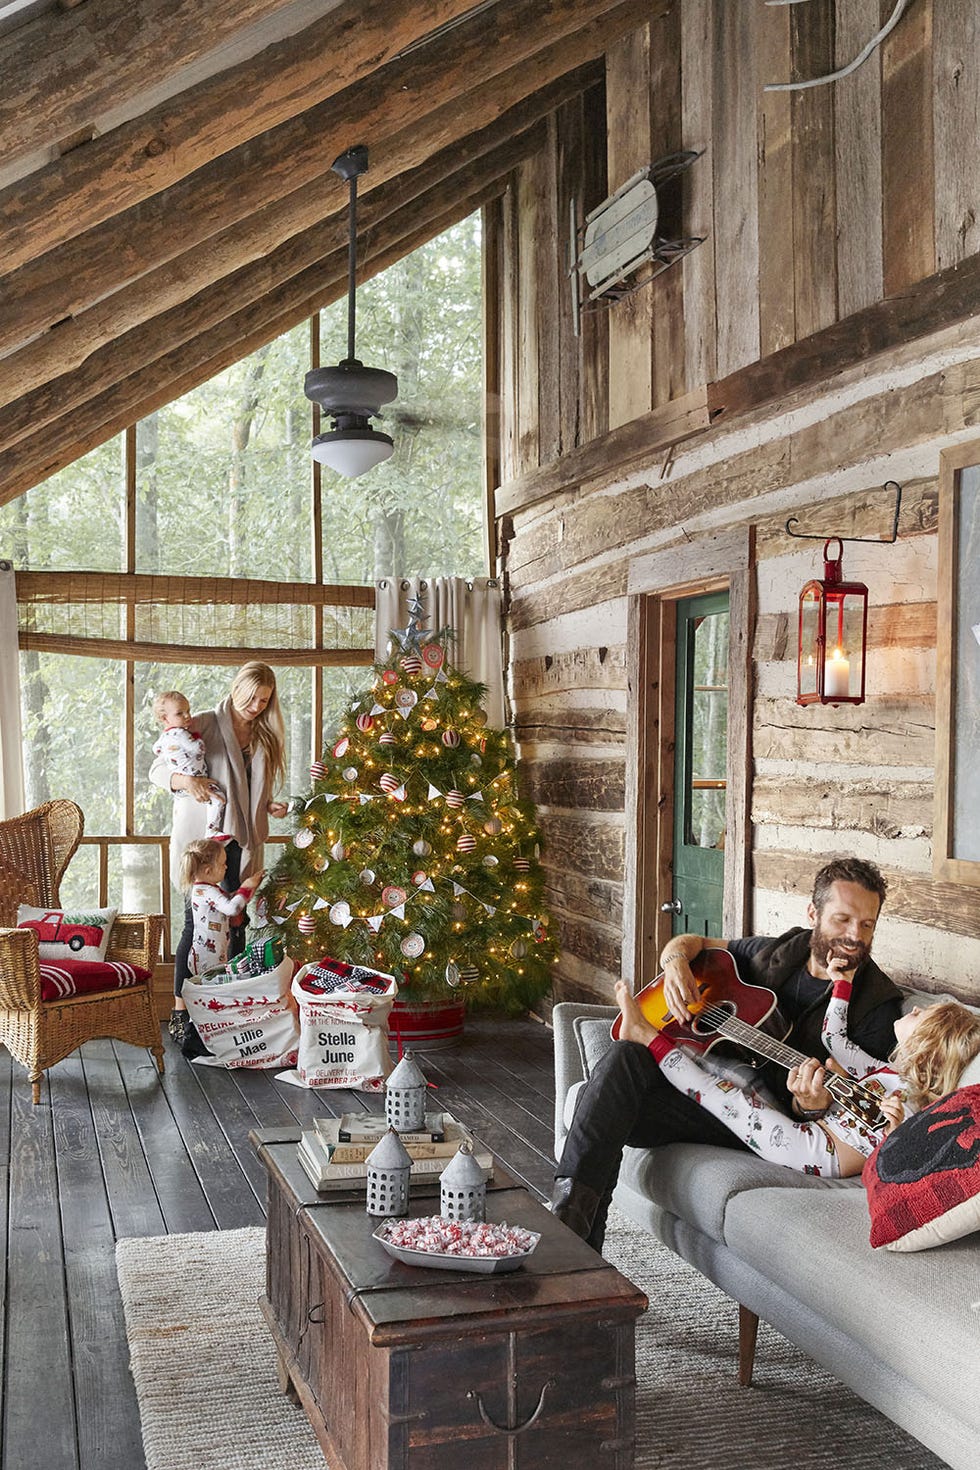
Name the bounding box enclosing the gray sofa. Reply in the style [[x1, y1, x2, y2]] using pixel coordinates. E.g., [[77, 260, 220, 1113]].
[[553, 998, 980, 1470]]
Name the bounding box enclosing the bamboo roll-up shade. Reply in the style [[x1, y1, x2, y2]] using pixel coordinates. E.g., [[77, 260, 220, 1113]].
[[14, 571, 377, 664]]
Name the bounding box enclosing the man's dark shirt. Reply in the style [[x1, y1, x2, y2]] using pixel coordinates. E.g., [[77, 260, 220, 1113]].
[[726, 929, 903, 1110]]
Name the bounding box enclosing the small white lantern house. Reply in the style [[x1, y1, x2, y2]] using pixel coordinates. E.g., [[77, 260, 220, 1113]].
[[385, 1049, 427, 1132], [365, 1126, 412, 1217], [440, 1140, 487, 1223]]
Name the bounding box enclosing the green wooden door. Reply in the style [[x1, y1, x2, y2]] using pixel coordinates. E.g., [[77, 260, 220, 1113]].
[[669, 591, 730, 938]]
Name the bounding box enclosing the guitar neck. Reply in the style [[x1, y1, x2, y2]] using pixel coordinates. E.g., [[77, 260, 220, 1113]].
[[712, 1012, 882, 1127]]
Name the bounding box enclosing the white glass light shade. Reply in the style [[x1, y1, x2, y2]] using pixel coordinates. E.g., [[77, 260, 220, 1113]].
[[311, 428, 394, 478]]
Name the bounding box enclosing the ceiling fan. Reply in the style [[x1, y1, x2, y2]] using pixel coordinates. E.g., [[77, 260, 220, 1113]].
[[304, 144, 398, 479]]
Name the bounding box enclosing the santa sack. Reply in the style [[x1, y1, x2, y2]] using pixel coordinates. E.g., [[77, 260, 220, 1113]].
[[290, 957, 398, 1090], [182, 957, 299, 1069]]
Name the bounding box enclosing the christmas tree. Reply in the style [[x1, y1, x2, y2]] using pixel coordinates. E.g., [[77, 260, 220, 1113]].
[[257, 600, 557, 1013]]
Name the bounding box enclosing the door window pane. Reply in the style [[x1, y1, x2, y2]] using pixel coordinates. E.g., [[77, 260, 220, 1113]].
[[687, 610, 729, 850]]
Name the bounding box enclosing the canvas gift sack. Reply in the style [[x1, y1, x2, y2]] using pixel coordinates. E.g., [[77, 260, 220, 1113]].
[[290, 956, 397, 1090], [182, 955, 299, 1068]]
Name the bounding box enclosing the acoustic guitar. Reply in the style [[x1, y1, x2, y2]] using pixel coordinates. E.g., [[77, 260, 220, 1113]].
[[613, 948, 885, 1131]]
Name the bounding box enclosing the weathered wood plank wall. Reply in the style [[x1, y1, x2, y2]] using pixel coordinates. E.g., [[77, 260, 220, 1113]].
[[492, 0, 980, 1009]]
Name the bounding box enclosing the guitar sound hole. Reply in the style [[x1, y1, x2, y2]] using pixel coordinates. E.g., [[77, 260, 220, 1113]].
[[691, 1000, 735, 1037]]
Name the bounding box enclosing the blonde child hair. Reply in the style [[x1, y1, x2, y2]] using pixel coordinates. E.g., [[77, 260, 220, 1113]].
[[892, 1001, 980, 1110], [178, 838, 225, 893], [230, 661, 287, 789], [152, 690, 188, 724]]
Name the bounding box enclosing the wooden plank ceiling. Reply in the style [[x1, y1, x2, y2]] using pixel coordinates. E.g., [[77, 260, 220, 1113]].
[[0, 0, 653, 506]]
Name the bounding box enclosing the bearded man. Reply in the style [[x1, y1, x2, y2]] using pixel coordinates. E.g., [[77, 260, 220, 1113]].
[[551, 857, 903, 1251]]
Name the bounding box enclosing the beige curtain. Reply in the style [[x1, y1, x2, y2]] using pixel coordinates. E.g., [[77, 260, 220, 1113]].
[[0, 562, 26, 819], [375, 576, 506, 729]]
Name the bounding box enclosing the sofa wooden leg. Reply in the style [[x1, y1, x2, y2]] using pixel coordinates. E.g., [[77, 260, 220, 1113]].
[[738, 1304, 759, 1387]]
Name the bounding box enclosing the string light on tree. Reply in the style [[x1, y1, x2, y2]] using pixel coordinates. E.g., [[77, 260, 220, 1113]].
[[257, 609, 557, 1013]]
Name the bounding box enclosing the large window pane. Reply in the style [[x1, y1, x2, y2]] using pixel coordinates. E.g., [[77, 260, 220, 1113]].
[[21, 653, 124, 833], [319, 214, 485, 581], [134, 323, 311, 579], [0, 437, 126, 571]]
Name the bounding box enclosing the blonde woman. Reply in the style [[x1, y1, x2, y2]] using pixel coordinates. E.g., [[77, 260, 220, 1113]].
[[149, 661, 287, 1044]]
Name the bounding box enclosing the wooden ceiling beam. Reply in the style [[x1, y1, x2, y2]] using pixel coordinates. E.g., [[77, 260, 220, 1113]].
[[0, 184, 501, 505], [0, 0, 482, 273], [0, 0, 305, 169], [0, 0, 654, 361], [0, 120, 548, 456], [0, 63, 596, 414]]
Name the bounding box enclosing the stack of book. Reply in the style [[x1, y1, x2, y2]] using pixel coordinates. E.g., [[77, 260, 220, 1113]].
[[296, 1111, 493, 1192]]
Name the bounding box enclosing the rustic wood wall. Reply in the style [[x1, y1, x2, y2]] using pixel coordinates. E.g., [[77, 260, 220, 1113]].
[[493, 0, 980, 1009]]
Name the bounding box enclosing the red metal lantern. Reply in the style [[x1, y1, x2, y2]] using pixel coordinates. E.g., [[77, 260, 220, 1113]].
[[796, 538, 868, 706]]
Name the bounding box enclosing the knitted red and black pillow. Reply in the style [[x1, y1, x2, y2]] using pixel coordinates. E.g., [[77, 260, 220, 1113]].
[[863, 1084, 980, 1251]]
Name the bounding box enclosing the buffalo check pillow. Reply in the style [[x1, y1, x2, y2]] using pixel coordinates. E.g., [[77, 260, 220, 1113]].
[[17, 904, 117, 962], [863, 1084, 980, 1251]]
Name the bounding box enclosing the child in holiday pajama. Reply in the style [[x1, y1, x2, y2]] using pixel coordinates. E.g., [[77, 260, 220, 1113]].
[[152, 691, 226, 839], [628, 966, 980, 1178], [178, 838, 262, 976]]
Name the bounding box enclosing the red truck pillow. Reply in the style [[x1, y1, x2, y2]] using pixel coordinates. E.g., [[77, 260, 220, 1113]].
[[17, 904, 117, 962]]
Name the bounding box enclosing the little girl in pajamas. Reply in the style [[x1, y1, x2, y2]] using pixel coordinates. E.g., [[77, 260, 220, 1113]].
[[626, 963, 980, 1177], [178, 838, 263, 977]]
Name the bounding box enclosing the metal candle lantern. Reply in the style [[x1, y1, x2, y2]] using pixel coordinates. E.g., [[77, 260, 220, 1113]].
[[385, 1049, 427, 1132], [796, 538, 868, 706], [439, 1140, 487, 1223], [365, 1126, 412, 1216]]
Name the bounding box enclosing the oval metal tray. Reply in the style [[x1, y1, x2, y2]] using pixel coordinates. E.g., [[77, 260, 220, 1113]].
[[372, 1221, 540, 1274]]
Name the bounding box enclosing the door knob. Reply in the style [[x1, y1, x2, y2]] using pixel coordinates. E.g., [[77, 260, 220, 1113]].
[[660, 899, 683, 914]]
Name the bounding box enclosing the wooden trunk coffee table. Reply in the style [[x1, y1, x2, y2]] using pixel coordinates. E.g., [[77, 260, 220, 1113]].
[[253, 1131, 647, 1470]]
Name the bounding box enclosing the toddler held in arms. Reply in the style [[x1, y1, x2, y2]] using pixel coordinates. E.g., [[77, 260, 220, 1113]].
[[152, 690, 227, 839], [179, 838, 263, 977]]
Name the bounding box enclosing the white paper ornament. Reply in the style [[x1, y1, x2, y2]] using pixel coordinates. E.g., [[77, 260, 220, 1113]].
[[330, 840, 346, 861], [412, 839, 432, 857], [482, 855, 499, 868], [359, 868, 376, 885], [382, 885, 407, 908], [342, 766, 358, 781], [293, 828, 314, 849], [395, 689, 418, 710], [332, 737, 349, 759], [445, 962, 461, 988], [400, 933, 425, 958], [329, 901, 351, 926]]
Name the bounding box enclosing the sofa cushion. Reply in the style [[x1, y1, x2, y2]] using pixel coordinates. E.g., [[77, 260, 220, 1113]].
[[619, 1141, 860, 1243], [863, 1085, 980, 1252], [724, 1185, 980, 1433], [572, 1015, 614, 1077]]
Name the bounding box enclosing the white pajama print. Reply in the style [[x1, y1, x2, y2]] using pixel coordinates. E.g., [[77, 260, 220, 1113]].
[[651, 978, 907, 1177]]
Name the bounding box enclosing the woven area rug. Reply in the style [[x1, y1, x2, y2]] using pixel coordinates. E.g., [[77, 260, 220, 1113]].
[[116, 1210, 942, 1470]]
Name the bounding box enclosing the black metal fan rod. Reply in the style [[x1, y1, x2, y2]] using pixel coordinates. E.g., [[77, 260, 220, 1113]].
[[331, 144, 369, 366]]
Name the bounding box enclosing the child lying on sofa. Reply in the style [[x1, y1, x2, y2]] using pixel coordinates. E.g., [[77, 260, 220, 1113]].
[[617, 955, 980, 1178]]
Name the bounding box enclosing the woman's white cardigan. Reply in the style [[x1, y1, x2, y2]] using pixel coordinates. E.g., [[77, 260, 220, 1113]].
[[149, 696, 271, 889]]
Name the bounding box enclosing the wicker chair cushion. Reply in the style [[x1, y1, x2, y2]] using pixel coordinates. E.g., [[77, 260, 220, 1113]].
[[17, 904, 118, 961], [38, 957, 151, 1002]]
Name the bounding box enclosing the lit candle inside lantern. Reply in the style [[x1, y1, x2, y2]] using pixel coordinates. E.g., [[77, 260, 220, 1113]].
[[824, 647, 850, 698]]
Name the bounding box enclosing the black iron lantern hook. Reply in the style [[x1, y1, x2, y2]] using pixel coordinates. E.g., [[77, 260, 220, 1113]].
[[785, 481, 902, 545]]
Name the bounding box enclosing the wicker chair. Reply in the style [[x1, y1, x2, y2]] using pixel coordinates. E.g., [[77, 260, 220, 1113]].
[[0, 799, 165, 1103]]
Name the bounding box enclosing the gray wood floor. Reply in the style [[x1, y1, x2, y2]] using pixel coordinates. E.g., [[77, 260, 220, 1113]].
[[0, 1016, 557, 1470]]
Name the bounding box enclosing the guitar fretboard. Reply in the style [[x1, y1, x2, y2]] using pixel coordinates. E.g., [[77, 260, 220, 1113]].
[[697, 1006, 884, 1129]]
